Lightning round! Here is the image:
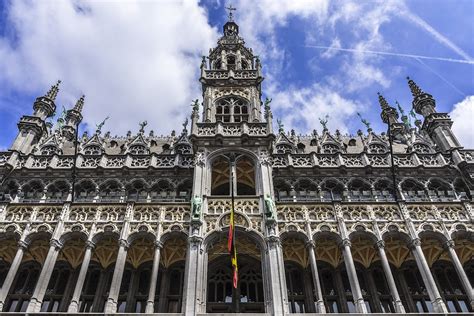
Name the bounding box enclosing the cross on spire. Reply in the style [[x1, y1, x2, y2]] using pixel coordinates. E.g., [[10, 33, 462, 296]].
[[226, 4, 236, 21]]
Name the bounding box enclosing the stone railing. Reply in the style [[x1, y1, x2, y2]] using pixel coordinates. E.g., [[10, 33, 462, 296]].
[[0, 153, 194, 170], [271, 152, 451, 168], [203, 69, 259, 80], [195, 122, 268, 137]]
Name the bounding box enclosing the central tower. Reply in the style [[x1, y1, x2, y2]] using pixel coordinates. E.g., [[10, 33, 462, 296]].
[[200, 12, 264, 123]]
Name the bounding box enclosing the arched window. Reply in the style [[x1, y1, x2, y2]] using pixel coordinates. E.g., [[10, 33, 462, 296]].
[[1, 180, 19, 201], [427, 179, 453, 201], [400, 262, 432, 312], [294, 179, 318, 201], [226, 55, 236, 70], [216, 97, 249, 123], [41, 145, 60, 155], [99, 180, 122, 202], [432, 261, 471, 312], [453, 178, 472, 200], [285, 263, 310, 313], [126, 181, 148, 202], [75, 180, 96, 202], [412, 143, 430, 154], [22, 181, 44, 202], [5, 262, 41, 312], [321, 179, 344, 201], [40, 262, 75, 312], [373, 179, 395, 201], [319, 263, 341, 312], [368, 143, 387, 154], [211, 156, 230, 195], [211, 154, 256, 196], [347, 179, 371, 201], [150, 180, 174, 201], [46, 181, 70, 202], [401, 179, 426, 201]]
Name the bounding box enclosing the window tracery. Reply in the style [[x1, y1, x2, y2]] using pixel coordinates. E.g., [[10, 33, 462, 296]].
[[216, 97, 249, 123], [83, 145, 102, 155]]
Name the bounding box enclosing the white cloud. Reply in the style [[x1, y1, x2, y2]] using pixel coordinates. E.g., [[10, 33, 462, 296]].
[[450, 95, 474, 148], [0, 0, 218, 135], [269, 84, 360, 134]]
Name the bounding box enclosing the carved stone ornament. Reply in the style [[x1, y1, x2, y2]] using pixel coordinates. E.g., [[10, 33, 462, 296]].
[[194, 151, 206, 166]]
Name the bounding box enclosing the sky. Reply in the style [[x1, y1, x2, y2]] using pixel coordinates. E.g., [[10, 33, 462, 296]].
[[0, 0, 473, 150]]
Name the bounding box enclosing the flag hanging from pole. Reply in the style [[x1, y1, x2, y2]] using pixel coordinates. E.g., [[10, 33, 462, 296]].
[[228, 167, 238, 288]]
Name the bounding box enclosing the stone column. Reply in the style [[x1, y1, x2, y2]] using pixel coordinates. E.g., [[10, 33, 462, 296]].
[[0, 240, 28, 310], [340, 238, 368, 313], [145, 241, 163, 313], [376, 240, 405, 313], [26, 239, 63, 312], [444, 240, 474, 308], [67, 241, 95, 313], [306, 241, 326, 313], [409, 238, 448, 313], [181, 235, 203, 315], [104, 239, 129, 313], [266, 235, 289, 315]]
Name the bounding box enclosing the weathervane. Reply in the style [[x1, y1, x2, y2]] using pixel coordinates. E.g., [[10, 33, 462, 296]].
[[225, 4, 236, 21]]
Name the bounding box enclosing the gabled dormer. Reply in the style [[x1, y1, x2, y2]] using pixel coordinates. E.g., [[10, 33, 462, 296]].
[[81, 133, 104, 155]]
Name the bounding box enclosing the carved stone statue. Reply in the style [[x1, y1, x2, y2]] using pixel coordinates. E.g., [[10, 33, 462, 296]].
[[191, 195, 202, 220], [264, 194, 276, 220]]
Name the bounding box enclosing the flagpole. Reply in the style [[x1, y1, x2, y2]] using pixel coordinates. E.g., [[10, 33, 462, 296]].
[[70, 122, 80, 203]]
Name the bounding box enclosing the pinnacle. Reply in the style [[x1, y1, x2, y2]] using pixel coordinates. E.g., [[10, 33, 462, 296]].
[[45, 80, 61, 101], [377, 92, 389, 109], [74, 95, 85, 112], [406, 76, 423, 97]]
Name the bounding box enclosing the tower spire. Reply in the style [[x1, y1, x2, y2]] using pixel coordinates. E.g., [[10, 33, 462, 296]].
[[377, 92, 390, 110], [45, 80, 61, 101]]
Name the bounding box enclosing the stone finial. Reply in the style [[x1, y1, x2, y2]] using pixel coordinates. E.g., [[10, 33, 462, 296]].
[[45, 80, 61, 101], [406, 76, 423, 97], [74, 95, 85, 112], [377, 92, 389, 109]]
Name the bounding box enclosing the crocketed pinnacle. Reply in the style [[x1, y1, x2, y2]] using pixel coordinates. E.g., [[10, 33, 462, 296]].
[[377, 92, 389, 109], [45, 80, 61, 101], [407, 76, 423, 97], [74, 95, 85, 112]]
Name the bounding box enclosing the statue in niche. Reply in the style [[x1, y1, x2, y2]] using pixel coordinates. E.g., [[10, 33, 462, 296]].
[[191, 195, 202, 220], [264, 194, 276, 221]]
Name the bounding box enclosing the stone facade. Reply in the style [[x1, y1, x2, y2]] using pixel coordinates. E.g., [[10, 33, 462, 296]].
[[0, 15, 473, 316]]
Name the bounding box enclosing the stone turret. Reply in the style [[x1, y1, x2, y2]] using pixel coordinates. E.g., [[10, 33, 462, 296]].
[[407, 77, 461, 152], [378, 92, 404, 137], [10, 81, 61, 154], [62, 95, 84, 141]]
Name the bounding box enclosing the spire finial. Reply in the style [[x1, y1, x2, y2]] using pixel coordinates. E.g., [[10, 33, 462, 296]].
[[406, 76, 423, 97], [377, 92, 389, 109], [45, 80, 61, 101], [74, 95, 85, 112], [225, 4, 237, 21]]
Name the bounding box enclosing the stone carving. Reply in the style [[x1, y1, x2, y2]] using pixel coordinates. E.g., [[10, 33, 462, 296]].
[[191, 195, 202, 221]]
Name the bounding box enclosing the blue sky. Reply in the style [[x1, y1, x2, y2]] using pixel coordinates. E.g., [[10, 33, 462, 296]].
[[0, 0, 473, 150]]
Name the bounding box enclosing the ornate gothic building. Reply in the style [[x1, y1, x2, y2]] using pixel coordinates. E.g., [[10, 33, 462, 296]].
[[0, 14, 473, 316]]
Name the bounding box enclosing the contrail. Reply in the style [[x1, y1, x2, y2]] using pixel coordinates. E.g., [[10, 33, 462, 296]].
[[415, 57, 466, 97], [305, 45, 474, 65]]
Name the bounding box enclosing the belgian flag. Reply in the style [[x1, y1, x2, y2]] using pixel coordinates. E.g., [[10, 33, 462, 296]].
[[228, 168, 238, 288]]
